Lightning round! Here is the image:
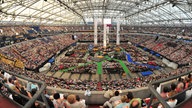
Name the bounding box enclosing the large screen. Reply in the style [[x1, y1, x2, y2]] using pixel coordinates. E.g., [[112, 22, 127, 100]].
[[104, 18, 111, 24]]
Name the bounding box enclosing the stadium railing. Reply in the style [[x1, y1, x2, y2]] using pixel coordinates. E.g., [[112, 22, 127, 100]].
[[148, 70, 192, 108], [0, 67, 49, 108]]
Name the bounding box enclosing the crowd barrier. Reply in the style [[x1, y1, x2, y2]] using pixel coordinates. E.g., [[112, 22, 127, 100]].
[[17, 76, 151, 105], [0, 68, 48, 108], [148, 71, 192, 108], [46, 87, 151, 105]]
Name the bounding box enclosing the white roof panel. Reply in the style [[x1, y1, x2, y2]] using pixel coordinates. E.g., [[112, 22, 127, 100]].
[[0, 0, 191, 25]]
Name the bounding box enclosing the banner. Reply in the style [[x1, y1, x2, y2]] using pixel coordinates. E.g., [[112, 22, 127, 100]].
[[0, 53, 24, 69], [14, 59, 24, 69]]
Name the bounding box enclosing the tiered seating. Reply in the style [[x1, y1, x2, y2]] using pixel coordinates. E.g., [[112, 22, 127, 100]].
[[169, 44, 192, 64], [0, 34, 76, 70], [127, 34, 192, 65]]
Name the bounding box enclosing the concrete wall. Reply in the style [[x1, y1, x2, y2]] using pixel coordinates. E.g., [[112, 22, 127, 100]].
[[46, 86, 151, 105], [18, 78, 177, 105]]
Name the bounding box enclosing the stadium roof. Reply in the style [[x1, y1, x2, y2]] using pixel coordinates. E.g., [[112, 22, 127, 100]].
[[0, 0, 192, 26]]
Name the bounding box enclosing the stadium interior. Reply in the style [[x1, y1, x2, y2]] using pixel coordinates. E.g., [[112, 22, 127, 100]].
[[0, 0, 192, 108]]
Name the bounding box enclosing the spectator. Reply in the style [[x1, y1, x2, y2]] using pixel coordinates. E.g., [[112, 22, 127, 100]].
[[160, 86, 169, 99], [175, 82, 186, 105], [168, 83, 177, 97], [84, 87, 91, 96], [115, 95, 129, 108], [53, 92, 67, 108], [104, 89, 114, 99], [156, 83, 161, 94], [102, 90, 121, 108], [126, 92, 134, 103], [158, 92, 178, 108], [167, 93, 177, 108], [66, 94, 85, 108], [20, 86, 32, 105], [76, 95, 86, 108], [129, 98, 142, 108], [185, 88, 192, 99]]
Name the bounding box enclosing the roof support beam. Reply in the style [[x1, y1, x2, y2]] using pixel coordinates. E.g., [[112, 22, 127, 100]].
[[7, 3, 68, 24], [140, 18, 192, 23], [57, 0, 86, 24], [176, 5, 192, 20], [102, 0, 106, 19], [0, 10, 64, 24], [125, 1, 167, 18], [81, 8, 126, 13], [14, 0, 39, 16]]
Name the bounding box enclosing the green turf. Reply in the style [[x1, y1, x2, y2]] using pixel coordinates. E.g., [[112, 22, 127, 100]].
[[118, 60, 131, 75], [59, 66, 77, 72], [59, 62, 93, 72], [104, 56, 130, 74], [105, 56, 112, 61], [59, 53, 130, 76], [96, 62, 102, 74]]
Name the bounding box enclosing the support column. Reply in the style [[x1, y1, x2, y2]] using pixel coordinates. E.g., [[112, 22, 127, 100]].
[[94, 19, 98, 45], [103, 24, 107, 48], [116, 21, 120, 45], [106, 26, 110, 34], [106, 26, 109, 44]]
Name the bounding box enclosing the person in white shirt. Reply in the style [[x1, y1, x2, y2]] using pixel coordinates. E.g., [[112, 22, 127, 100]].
[[115, 95, 129, 108], [158, 92, 177, 108], [185, 88, 192, 99], [156, 83, 161, 94], [102, 91, 121, 108], [4, 72, 11, 80], [76, 95, 86, 108], [84, 88, 91, 96]]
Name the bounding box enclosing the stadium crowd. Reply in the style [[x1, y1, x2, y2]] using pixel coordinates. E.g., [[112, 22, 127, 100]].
[[0, 25, 192, 108], [1, 67, 192, 108], [0, 58, 192, 91], [0, 34, 76, 70], [126, 35, 192, 65]]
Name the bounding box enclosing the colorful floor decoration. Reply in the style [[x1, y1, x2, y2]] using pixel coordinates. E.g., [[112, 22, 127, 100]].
[[59, 62, 93, 72], [141, 71, 153, 76], [105, 56, 131, 75], [125, 53, 160, 69], [96, 62, 102, 74]]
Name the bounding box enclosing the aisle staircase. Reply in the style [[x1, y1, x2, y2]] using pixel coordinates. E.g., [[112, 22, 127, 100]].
[[97, 82, 102, 91]]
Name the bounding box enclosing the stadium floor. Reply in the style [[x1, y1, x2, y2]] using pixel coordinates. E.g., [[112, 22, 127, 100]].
[[0, 95, 20, 108]]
